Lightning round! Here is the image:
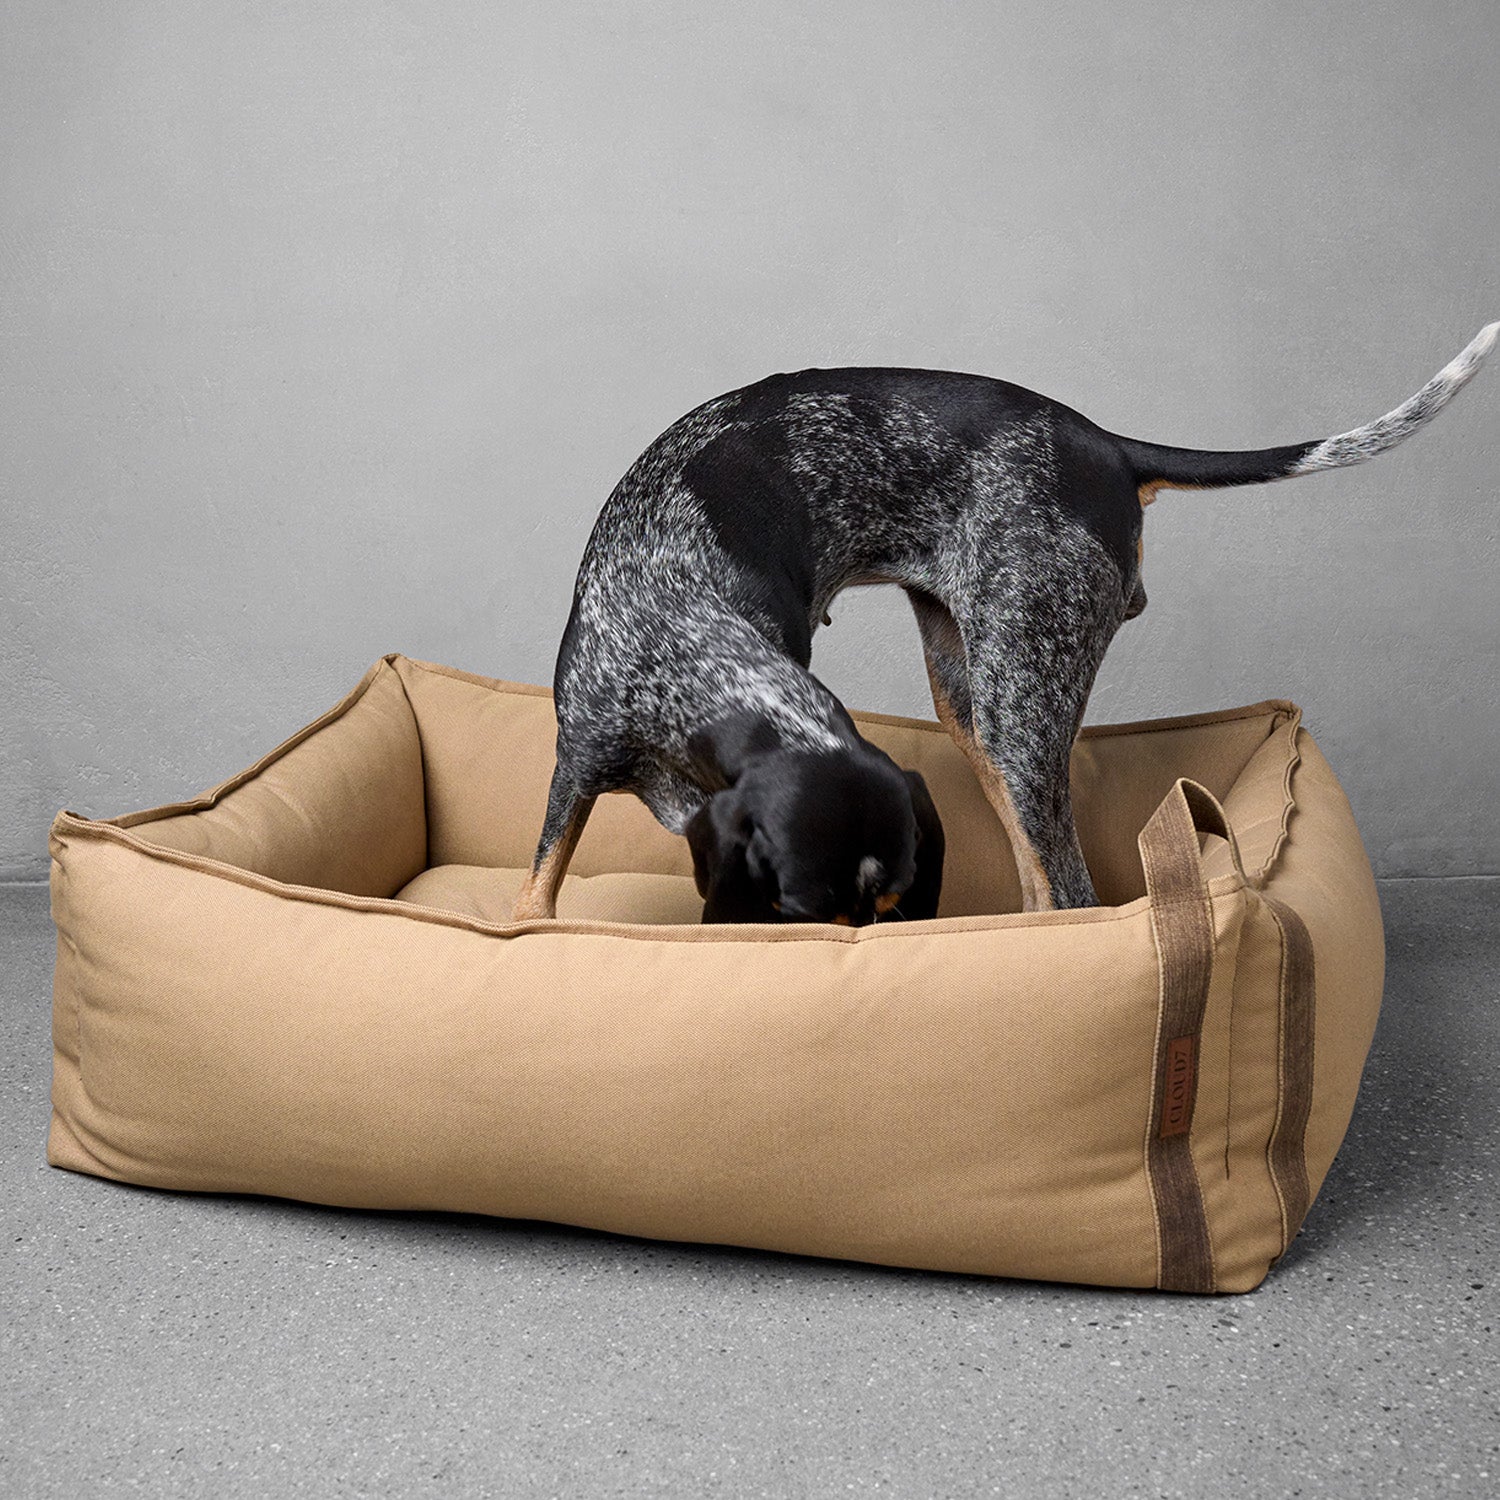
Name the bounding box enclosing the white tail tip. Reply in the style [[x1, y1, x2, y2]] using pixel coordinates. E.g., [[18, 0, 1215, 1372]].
[[1292, 322, 1498, 475], [1441, 320, 1499, 381]]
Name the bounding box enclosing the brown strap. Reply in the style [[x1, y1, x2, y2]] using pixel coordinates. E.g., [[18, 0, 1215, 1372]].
[[1137, 779, 1242, 1294], [1262, 895, 1316, 1255]]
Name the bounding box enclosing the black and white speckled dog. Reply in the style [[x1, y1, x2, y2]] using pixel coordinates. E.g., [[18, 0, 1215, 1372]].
[[516, 323, 1496, 922]]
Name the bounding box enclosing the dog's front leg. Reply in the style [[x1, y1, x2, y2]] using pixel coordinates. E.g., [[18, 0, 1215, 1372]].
[[513, 768, 596, 921]]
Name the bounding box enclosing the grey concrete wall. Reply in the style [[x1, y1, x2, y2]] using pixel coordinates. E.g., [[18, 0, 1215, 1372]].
[[3, 0, 1497, 882]]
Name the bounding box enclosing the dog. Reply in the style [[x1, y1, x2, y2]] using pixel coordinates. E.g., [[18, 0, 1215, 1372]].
[[515, 323, 1496, 922]]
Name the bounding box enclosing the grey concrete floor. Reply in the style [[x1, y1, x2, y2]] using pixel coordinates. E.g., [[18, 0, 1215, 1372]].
[[2, 881, 1496, 1499]]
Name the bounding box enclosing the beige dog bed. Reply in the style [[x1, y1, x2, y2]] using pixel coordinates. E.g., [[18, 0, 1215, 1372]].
[[47, 655, 1384, 1293]]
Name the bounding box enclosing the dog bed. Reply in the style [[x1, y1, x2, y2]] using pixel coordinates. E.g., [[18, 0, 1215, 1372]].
[[47, 655, 1383, 1293]]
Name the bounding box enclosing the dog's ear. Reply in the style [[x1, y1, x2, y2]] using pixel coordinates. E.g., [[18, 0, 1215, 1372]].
[[684, 713, 782, 789], [898, 769, 946, 921], [685, 789, 748, 898], [685, 788, 780, 922]]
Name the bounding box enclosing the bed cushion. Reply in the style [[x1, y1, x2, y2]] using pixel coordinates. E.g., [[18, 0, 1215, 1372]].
[[46, 654, 1385, 1293], [396, 863, 706, 926]]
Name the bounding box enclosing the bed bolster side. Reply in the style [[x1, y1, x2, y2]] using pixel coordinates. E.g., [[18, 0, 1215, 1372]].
[[105, 658, 427, 899]]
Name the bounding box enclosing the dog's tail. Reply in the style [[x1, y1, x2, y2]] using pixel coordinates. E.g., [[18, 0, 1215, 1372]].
[[1116, 322, 1497, 500]]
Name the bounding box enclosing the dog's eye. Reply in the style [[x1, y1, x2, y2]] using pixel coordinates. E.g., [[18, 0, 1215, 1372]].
[[771, 900, 783, 912]]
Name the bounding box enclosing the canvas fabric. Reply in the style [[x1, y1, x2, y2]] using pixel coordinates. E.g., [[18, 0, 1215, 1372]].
[[47, 655, 1384, 1292]]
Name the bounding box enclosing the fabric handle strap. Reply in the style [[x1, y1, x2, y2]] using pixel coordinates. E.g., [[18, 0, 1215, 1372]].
[[1137, 778, 1244, 1293]]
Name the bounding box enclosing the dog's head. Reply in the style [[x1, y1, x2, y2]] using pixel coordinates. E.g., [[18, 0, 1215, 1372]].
[[684, 717, 944, 926]]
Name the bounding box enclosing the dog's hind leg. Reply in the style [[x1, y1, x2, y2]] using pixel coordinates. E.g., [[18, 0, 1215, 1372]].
[[908, 588, 975, 742], [963, 661, 1096, 912], [909, 587, 1060, 912], [953, 535, 1128, 911], [512, 767, 597, 920]]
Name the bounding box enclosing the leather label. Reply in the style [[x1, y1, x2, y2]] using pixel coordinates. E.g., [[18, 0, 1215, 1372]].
[[1159, 1034, 1197, 1139]]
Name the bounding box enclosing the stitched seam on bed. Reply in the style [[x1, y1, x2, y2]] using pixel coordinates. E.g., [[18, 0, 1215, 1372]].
[[1194, 891, 1220, 1292], [388, 659, 434, 874], [1214, 888, 1247, 1189], [107, 658, 397, 830], [1142, 911, 1170, 1287], [401, 655, 554, 699], [1077, 700, 1299, 741], [1262, 895, 1316, 1256], [52, 816, 1245, 946], [1264, 897, 1294, 1250], [55, 857, 86, 1099], [1253, 715, 1304, 887]]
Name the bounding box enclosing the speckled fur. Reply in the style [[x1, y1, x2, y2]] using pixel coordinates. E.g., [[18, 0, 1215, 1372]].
[[534, 373, 1134, 912], [527, 329, 1494, 916]]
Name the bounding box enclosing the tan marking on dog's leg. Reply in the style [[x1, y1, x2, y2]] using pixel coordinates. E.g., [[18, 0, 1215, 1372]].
[[922, 653, 1055, 913], [511, 799, 594, 921], [920, 648, 970, 745], [964, 751, 1055, 913]]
